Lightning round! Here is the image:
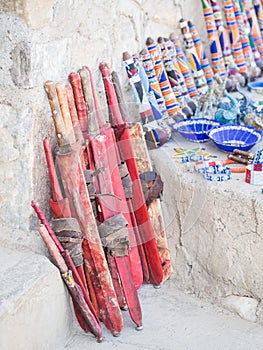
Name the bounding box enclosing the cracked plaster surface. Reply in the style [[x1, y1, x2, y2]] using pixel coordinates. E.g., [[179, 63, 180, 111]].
[[150, 131, 263, 323]]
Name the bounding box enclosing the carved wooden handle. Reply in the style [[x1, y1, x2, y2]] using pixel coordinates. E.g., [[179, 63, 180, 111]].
[[111, 71, 129, 121], [99, 62, 123, 126], [38, 224, 68, 273], [84, 66, 106, 128], [44, 80, 72, 153], [65, 85, 85, 145], [56, 83, 76, 145], [69, 72, 88, 138], [79, 67, 99, 136]]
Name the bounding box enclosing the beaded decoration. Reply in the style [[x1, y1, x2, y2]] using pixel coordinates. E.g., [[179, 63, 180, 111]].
[[204, 165, 231, 174], [204, 173, 232, 181], [182, 155, 210, 163]]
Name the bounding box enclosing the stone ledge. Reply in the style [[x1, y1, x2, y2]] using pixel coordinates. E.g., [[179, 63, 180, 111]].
[[0, 245, 72, 350], [149, 133, 263, 324]]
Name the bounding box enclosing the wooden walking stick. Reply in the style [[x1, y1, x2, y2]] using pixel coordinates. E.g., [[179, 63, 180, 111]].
[[100, 62, 163, 287], [210, 0, 235, 66], [31, 203, 102, 341], [140, 48, 170, 117], [86, 65, 150, 284], [78, 66, 143, 330], [43, 137, 89, 298], [44, 80, 123, 336], [112, 71, 172, 282]]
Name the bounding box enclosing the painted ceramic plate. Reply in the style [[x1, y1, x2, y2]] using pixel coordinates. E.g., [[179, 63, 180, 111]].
[[173, 118, 220, 143], [207, 125, 262, 152], [247, 82, 263, 94]]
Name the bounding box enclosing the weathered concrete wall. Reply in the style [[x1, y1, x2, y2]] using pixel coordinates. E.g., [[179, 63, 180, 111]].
[[0, 0, 206, 250], [150, 135, 263, 324]]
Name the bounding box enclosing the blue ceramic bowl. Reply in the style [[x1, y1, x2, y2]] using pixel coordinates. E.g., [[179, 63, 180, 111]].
[[173, 118, 220, 143], [247, 82, 263, 94], [207, 125, 262, 152]]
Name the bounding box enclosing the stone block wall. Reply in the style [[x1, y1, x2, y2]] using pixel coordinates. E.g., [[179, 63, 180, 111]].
[[0, 0, 207, 251]]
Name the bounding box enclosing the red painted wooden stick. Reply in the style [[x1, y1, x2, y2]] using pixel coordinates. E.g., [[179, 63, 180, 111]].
[[100, 63, 163, 286], [56, 146, 123, 335], [69, 72, 89, 139], [45, 79, 123, 335], [31, 202, 102, 340], [79, 66, 143, 329]]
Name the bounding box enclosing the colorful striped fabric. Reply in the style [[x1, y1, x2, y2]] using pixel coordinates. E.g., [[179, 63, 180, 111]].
[[223, 0, 248, 74], [253, 0, 263, 38], [211, 0, 236, 66], [188, 20, 214, 85], [140, 49, 169, 118], [133, 54, 163, 122], [238, 0, 262, 66], [169, 34, 199, 98], [242, 0, 263, 59], [158, 38, 185, 103], [146, 37, 182, 116], [180, 19, 208, 95], [163, 38, 190, 99], [233, 0, 259, 75], [201, 0, 226, 77], [123, 52, 155, 124]]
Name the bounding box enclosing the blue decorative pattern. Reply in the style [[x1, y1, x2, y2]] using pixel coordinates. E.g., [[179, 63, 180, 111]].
[[208, 124, 262, 152], [173, 118, 220, 142]]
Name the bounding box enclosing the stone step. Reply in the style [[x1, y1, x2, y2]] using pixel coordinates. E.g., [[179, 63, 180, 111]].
[[0, 246, 72, 350]]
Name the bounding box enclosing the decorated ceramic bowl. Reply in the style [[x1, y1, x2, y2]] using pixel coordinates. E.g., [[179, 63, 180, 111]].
[[247, 82, 263, 94], [207, 125, 262, 152], [173, 118, 220, 143]]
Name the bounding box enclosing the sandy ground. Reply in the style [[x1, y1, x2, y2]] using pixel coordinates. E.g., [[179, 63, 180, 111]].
[[65, 278, 263, 350]]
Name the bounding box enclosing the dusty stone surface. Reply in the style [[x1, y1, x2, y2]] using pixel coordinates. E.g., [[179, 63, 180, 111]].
[[149, 131, 263, 324], [66, 279, 263, 350], [0, 246, 72, 350], [222, 295, 259, 322]]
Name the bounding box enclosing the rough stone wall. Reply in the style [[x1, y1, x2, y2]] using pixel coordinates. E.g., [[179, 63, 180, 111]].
[[0, 0, 206, 251]]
